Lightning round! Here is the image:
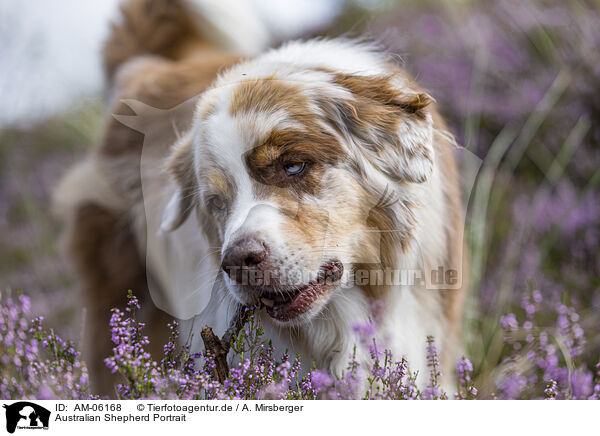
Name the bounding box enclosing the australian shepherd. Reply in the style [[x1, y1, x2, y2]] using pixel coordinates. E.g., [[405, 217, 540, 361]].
[[53, 0, 467, 395]]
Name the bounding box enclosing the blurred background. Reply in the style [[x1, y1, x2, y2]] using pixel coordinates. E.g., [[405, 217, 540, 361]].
[[1, 0, 598, 398]]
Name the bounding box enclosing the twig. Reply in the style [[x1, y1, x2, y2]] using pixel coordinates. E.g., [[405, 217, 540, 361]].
[[200, 304, 252, 383]]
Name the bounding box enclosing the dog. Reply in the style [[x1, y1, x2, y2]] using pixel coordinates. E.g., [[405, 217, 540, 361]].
[[53, 0, 467, 395]]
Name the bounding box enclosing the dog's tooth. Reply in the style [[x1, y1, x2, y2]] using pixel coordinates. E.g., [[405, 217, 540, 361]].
[[261, 298, 274, 308]]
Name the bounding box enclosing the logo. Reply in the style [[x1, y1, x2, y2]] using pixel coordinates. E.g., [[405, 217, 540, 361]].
[[2, 402, 50, 434]]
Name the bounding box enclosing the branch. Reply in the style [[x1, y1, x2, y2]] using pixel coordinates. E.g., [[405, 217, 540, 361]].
[[200, 304, 252, 383]]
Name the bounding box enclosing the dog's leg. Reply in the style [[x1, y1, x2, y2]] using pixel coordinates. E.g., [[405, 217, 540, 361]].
[[68, 202, 169, 397]]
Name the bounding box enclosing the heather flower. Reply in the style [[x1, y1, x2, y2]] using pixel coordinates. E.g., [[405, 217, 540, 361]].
[[590, 363, 600, 400], [257, 381, 289, 400], [310, 370, 335, 398], [456, 358, 477, 400], [1, 290, 91, 399], [544, 380, 557, 400], [500, 313, 519, 331], [3, 288, 596, 400], [422, 336, 447, 400], [352, 321, 376, 339], [496, 291, 595, 399]]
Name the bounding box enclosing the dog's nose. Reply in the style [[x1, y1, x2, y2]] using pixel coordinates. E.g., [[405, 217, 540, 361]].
[[221, 236, 268, 283]]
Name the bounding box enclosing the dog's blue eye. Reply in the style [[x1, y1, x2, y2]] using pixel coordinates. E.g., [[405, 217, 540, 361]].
[[283, 162, 306, 176]]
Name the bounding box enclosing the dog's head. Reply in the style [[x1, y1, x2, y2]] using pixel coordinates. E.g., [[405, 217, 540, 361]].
[[161, 41, 437, 326]]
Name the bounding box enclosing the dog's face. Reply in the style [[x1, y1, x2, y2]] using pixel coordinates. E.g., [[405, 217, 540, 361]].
[[162, 45, 436, 326]]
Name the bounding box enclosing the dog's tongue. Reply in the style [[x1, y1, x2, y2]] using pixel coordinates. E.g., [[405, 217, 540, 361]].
[[265, 281, 325, 321], [264, 260, 343, 321]]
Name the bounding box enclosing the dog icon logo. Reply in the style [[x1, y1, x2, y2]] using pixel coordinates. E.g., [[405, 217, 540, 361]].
[[2, 402, 50, 433]]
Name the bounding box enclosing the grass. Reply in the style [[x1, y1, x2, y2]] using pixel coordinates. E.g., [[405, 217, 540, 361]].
[[0, 98, 104, 340]]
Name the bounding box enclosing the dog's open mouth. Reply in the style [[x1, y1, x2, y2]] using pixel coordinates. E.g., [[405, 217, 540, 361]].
[[258, 260, 343, 322]]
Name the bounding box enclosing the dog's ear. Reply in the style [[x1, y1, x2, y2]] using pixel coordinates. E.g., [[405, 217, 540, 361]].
[[161, 132, 196, 232], [324, 73, 435, 183]]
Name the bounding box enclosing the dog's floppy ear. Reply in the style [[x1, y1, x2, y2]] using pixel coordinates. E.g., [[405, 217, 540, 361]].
[[161, 132, 196, 232], [325, 73, 435, 183]]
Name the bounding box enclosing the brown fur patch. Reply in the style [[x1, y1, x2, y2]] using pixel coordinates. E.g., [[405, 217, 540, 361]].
[[99, 53, 241, 216], [279, 198, 332, 249], [229, 77, 310, 121], [244, 128, 344, 196], [191, 152, 239, 245], [430, 112, 468, 370], [162, 134, 198, 229], [102, 53, 241, 158], [334, 73, 431, 122], [67, 203, 170, 397], [353, 190, 417, 299], [103, 0, 204, 80], [318, 71, 435, 184], [206, 171, 234, 199]]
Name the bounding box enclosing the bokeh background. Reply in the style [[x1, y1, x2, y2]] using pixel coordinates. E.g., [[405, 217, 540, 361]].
[[1, 0, 598, 398]]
